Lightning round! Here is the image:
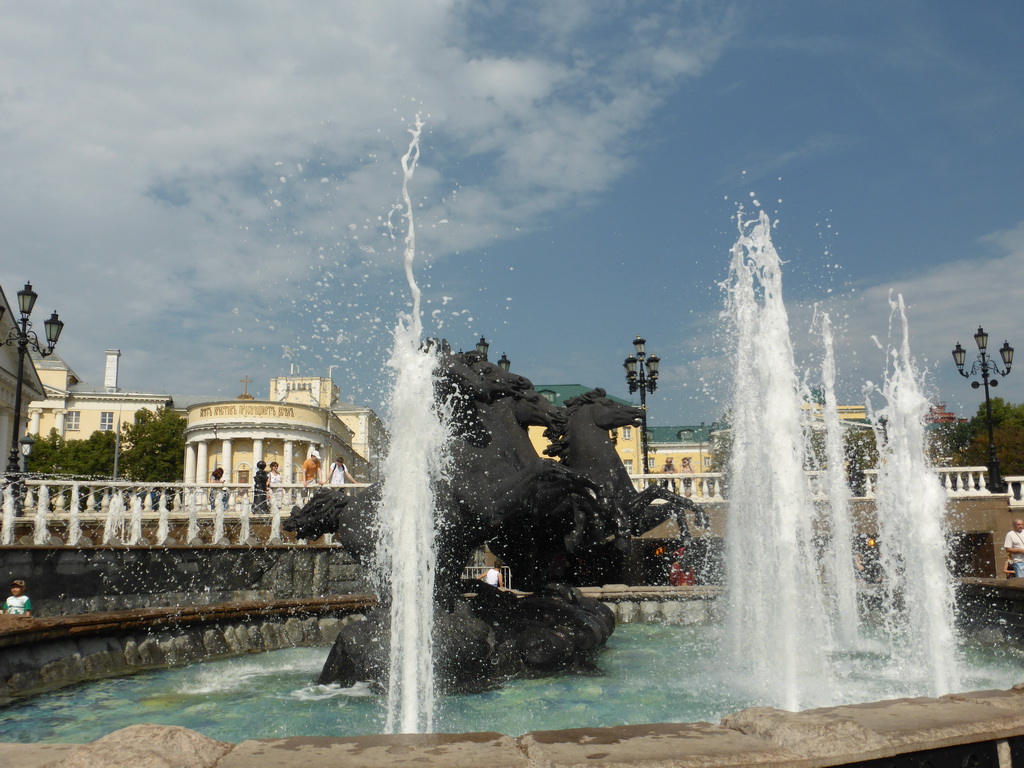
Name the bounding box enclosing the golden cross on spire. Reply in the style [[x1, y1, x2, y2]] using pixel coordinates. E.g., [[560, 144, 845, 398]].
[[238, 375, 255, 400]]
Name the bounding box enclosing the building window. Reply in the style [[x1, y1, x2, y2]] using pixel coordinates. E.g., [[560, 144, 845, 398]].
[[623, 459, 634, 474], [623, 426, 632, 440], [66, 411, 81, 432], [100, 412, 115, 431]]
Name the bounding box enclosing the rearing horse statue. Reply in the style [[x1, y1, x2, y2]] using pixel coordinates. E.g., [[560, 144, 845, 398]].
[[545, 388, 709, 546]]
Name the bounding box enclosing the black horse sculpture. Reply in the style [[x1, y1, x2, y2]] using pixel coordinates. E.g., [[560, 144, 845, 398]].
[[284, 344, 705, 692], [547, 388, 709, 538]]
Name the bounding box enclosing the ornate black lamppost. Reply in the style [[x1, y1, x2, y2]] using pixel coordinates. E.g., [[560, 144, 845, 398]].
[[623, 335, 660, 476], [475, 337, 511, 371], [1, 282, 64, 477], [952, 327, 1013, 493]]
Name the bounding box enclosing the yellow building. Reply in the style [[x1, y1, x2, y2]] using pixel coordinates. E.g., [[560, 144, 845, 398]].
[[802, 401, 869, 423], [30, 349, 175, 440], [526, 384, 645, 472], [27, 349, 385, 483], [183, 398, 364, 485], [183, 374, 386, 485], [646, 425, 716, 475], [266, 375, 387, 477]]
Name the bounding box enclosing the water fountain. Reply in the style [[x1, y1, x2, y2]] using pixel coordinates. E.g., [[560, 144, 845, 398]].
[[722, 209, 964, 713], [101, 489, 126, 545], [373, 115, 447, 734], [817, 309, 860, 648], [867, 293, 960, 694], [722, 209, 833, 711], [1, 151, 1021, 761]]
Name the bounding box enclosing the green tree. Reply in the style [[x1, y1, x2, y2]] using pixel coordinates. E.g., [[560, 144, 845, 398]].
[[927, 420, 974, 465], [956, 398, 1024, 475], [710, 414, 879, 497], [843, 425, 879, 495], [119, 408, 187, 482], [26, 429, 117, 477]]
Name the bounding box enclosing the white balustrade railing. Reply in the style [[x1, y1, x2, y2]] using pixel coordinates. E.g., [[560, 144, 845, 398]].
[[1004, 476, 1024, 507], [0, 466, 1013, 547], [630, 466, 1003, 503], [0, 479, 371, 547], [630, 473, 725, 502]]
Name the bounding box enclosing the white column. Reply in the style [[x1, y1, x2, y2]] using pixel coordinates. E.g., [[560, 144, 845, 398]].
[[55, 410, 66, 437], [197, 441, 209, 482], [222, 438, 233, 482], [184, 442, 197, 484], [284, 440, 295, 483], [29, 409, 41, 435], [253, 438, 263, 465]]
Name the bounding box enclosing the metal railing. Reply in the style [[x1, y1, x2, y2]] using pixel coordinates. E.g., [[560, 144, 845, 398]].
[[0, 466, 1012, 547]]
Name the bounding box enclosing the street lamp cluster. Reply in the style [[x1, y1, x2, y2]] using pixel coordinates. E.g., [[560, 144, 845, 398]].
[[952, 327, 1013, 493], [474, 337, 510, 371], [1, 282, 64, 476], [623, 335, 660, 474]]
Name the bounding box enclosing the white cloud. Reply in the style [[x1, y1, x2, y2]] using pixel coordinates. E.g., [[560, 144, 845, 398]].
[[797, 221, 1024, 417], [0, 1, 733, 395]]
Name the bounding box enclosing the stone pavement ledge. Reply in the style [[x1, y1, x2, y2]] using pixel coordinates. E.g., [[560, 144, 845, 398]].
[[722, 686, 1024, 764], [218, 732, 527, 768], [519, 721, 805, 767], [0, 742, 77, 768], [3, 687, 1024, 767]]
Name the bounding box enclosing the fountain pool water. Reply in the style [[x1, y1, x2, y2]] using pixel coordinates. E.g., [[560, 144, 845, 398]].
[[2, 622, 1020, 745]]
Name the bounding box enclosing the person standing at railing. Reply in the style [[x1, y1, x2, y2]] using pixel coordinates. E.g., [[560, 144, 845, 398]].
[[209, 467, 228, 511], [679, 456, 695, 497], [661, 458, 676, 492], [1004, 519, 1024, 578], [267, 461, 284, 511], [479, 563, 504, 589], [302, 450, 323, 489], [328, 457, 355, 487], [253, 461, 269, 514]]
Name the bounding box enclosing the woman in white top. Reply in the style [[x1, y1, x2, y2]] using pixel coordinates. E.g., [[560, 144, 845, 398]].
[[267, 462, 284, 510]]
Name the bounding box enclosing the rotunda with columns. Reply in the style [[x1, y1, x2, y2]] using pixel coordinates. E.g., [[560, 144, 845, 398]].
[[183, 398, 367, 485]]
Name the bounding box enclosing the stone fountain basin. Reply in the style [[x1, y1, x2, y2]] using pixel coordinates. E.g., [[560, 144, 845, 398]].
[[4, 690, 1024, 768]]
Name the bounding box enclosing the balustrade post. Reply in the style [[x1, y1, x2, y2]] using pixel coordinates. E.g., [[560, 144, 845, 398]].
[[238, 494, 252, 545], [156, 489, 171, 545], [33, 484, 51, 545], [22, 485, 36, 517], [1, 484, 14, 546], [128, 492, 144, 545], [186, 487, 201, 544], [67, 482, 83, 546]]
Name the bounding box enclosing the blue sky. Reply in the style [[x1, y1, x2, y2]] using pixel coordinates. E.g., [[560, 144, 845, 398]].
[[2, 1, 1022, 427]]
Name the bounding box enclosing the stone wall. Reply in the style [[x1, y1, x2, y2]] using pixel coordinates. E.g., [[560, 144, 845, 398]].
[[0, 547, 369, 616], [0, 613, 356, 705]]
